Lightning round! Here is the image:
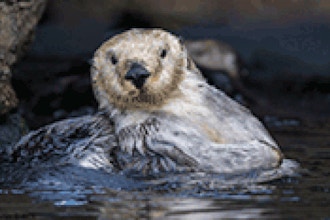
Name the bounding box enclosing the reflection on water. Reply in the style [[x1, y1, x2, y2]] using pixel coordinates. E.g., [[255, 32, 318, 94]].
[[0, 187, 281, 219], [0, 120, 329, 219]]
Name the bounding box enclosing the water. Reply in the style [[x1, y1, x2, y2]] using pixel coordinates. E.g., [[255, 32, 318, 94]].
[[0, 119, 329, 219], [5, 17, 330, 219]]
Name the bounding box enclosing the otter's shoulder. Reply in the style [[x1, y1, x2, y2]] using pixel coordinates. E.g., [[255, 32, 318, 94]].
[[7, 113, 116, 163], [199, 82, 279, 147]]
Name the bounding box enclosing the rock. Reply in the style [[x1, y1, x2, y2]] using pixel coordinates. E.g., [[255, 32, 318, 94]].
[[0, 0, 47, 151], [0, 73, 18, 115], [185, 39, 254, 105], [185, 39, 242, 80], [0, 0, 47, 114]]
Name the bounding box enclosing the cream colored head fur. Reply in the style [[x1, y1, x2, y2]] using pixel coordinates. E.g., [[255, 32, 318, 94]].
[[91, 28, 195, 111]]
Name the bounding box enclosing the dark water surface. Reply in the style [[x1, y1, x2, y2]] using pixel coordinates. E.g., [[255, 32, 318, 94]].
[[0, 120, 329, 219]]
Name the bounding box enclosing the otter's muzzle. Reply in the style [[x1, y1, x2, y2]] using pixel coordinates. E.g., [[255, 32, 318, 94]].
[[125, 63, 150, 89]]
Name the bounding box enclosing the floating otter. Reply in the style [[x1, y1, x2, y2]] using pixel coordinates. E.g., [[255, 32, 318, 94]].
[[6, 29, 287, 179]]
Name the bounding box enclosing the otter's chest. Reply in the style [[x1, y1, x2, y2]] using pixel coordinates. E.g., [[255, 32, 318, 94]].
[[160, 96, 224, 143]]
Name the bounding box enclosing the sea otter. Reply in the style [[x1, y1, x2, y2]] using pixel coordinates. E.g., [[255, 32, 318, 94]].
[[5, 29, 287, 179]]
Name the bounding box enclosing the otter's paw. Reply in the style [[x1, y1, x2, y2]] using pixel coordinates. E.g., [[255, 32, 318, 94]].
[[118, 132, 146, 156], [146, 139, 199, 168]]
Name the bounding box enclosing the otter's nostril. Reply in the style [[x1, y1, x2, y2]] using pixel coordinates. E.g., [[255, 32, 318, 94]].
[[125, 63, 150, 89]]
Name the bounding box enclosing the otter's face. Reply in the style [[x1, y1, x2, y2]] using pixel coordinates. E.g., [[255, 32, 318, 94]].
[[91, 29, 188, 110]]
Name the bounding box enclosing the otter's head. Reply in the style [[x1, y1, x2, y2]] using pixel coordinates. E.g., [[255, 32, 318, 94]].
[[91, 28, 192, 111]]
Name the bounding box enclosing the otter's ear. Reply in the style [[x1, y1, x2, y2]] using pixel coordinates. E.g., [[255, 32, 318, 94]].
[[175, 35, 184, 51], [90, 60, 99, 83], [178, 36, 184, 45], [88, 58, 94, 66], [177, 36, 192, 71], [179, 36, 200, 74], [187, 56, 194, 71], [186, 55, 202, 76]]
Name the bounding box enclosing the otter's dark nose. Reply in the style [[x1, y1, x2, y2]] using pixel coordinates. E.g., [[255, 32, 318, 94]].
[[125, 63, 150, 89]]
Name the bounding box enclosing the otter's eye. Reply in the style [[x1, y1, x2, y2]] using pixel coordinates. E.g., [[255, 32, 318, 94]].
[[106, 51, 118, 65], [111, 55, 118, 65], [160, 49, 167, 59]]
